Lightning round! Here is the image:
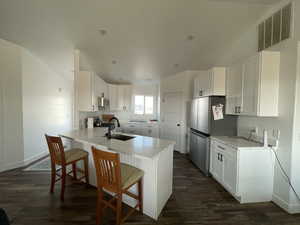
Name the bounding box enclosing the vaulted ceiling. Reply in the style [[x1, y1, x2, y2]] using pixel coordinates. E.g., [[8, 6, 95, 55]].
[[0, 0, 280, 83]]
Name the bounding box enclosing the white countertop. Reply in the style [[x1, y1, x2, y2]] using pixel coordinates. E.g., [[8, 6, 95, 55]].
[[60, 128, 174, 159], [211, 136, 264, 149]]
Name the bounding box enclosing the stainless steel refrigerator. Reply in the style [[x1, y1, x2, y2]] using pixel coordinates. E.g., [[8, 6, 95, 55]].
[[190, 96, 237, 175]]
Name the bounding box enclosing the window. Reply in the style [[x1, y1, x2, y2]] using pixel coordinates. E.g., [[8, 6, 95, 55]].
[[134, 95, 154, 115]]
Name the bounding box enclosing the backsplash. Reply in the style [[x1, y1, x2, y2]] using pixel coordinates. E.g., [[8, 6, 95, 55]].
[[238, 116, 283, 147]]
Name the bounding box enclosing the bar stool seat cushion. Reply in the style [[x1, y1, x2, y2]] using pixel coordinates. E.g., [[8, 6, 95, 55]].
[[121, 163, 144, 190], [57, 148, 88, 165]]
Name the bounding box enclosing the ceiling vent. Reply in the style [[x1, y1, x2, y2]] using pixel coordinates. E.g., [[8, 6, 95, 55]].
[[258, 3, 292, 52]]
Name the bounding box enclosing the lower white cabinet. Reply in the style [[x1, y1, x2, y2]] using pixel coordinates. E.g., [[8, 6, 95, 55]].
[[122, 123, 159, 138], [142, 124, 159, 137], [210, 137, 274, 203]]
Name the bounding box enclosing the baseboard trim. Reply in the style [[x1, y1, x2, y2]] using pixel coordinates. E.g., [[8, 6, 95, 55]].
[[23, 151, 48, 166], [0, 160, 25, 173], [272, 194, 300, 214], [0, 151, 48, 173]]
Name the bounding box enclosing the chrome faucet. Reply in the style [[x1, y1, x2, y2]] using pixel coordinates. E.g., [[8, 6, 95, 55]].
[[106, 117, 120, 139]]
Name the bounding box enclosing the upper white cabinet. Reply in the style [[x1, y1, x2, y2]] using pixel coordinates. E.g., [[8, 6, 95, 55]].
[[243, 51, 280, 117], [108, 84, 119, 111], [109, 84, 132, 111], [226, 51, 280, 117], [78, 71, 107, 112], [225, 63, 243, 115], [193, 67, 226, 98]]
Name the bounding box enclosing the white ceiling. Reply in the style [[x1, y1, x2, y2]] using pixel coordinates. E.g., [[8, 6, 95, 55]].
[[0, 0, 277, 83]]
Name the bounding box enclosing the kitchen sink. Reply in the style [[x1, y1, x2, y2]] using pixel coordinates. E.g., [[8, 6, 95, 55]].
[[110, 134, 135, 141]]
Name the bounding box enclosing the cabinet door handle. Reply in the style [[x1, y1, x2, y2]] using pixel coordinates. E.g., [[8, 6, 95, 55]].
[[217, 145, 225, 150], [217, 153, 220, 160], [92, 105, 94, 111], [220, 154, 223, 162], [199, 90, 203, 96]]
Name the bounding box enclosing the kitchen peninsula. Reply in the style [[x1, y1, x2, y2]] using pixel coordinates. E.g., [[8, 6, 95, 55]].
[[60, 128, 175, 220]]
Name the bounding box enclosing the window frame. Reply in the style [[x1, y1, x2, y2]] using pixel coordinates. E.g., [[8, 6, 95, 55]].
[[134, 95, 154, 115]]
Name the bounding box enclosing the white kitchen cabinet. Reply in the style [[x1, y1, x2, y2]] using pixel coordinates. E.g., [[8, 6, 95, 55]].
[[108, 84, 119, 111], [242, 51, 280, 117], [118, 85, 132, 111], [225, 63, 243, 115], [242, 55, 259, 116], [142, 124, 159, 138], [78, 71, 107, 112], [226, 51, 280, 116], [210, 141, 223, 183], [210, 137, 274, 203], [193, 67, 226, 98], [195, 71, 209, 97], [222, 147, 237, 195], [207, 67, 226, 96], [108, 84, 132, 111], [123, 123, 141, 135], [122, 123, 159, 138]]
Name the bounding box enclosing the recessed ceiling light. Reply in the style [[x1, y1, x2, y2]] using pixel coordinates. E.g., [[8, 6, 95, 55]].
[[112, 60, 117, 64], [98, 29, 107, 36], [174, 63, 179, 67], [187, 35, 195, 41]]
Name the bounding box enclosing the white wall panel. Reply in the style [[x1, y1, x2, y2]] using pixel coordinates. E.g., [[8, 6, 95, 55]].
[[21, 49, 73, 161], [0, 39, 24, 171]]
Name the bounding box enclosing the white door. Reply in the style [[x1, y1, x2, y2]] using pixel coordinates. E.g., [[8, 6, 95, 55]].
[[160, 92, 183, 151]]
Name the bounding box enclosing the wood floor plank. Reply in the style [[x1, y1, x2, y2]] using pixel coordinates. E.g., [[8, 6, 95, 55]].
[[1, 152, 300, 225]]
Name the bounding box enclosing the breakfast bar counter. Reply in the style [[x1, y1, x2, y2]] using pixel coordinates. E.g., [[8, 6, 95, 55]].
[[60, 128, 175, 220]]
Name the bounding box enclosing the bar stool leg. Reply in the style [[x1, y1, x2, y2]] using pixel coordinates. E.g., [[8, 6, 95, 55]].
[[60, 166, 66, 201], [84, 157, 89, 185], [72, 162, 77, 180], [138, 179, 143, 213], [116, 193, 123, 225], [96, 189, 103, 225], [50, 163, 56, 193]]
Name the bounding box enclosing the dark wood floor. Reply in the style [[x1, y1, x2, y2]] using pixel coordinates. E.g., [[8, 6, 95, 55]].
[[1, 153, 300, 225]]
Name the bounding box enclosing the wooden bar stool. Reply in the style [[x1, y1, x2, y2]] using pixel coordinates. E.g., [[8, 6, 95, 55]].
[[92, 146, 144, 225], [45, 134, 89, 201]]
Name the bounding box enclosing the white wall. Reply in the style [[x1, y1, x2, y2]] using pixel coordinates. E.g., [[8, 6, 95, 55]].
[[0, 38, 74, 172], [0, 39, 24, 171], [21, 49, 73, 162], [160, 71, 198, 153], [290, 42, 300, 208], [226, 0, 300, 212]]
